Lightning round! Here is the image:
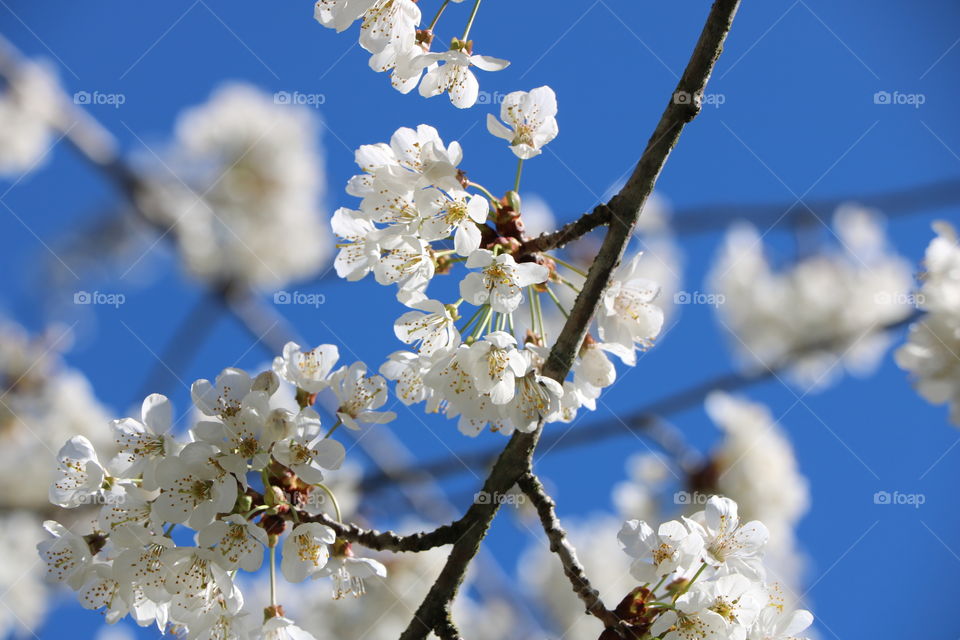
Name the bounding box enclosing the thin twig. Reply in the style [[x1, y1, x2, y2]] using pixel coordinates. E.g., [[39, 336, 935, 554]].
[[300, 510, 471, 553], [518, 472, 624, 630]]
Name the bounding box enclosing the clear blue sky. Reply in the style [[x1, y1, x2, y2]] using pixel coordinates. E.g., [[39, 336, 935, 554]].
[[2, 1, 959, 638]]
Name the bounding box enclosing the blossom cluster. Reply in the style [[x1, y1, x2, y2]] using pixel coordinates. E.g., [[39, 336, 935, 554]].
[[331, 89, 663, 435], [145, 83, 331, 289], [0, 321, 115, 637], [39, 346, 396, 640], [896, 221, 960, 425], [616, 496, 813, 640], [313, 0, 509, 108], [0, 56, 59, 177], [711, 205, 914, 391]]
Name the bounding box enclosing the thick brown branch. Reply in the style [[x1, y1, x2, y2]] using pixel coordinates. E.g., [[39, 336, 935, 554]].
[[518, 472, 624, 631], [399, 2, 741, 638]]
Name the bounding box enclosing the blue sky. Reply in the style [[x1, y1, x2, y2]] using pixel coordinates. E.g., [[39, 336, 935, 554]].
[[2, 1, 960, 638]]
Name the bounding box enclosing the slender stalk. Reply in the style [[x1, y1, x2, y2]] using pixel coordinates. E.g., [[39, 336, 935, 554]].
[[550, 254, 588, 278], [325, 417, 343, 439], [268, 543, 278, 607], [461, 0, 483, 41], [458, 304, 487, 334], [427, 0, 450, 31], [513, 158, 524, 192], [315, 482, 343, 522], [545, 286, 569, 319], [467, 181, 499, 209]]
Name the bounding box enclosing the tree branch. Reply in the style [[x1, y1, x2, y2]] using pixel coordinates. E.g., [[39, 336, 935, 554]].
[[300, 511, 471, 553], [518, 472, 624, 630], [398, 2, 742, 638], [520, 204, 612, 254]]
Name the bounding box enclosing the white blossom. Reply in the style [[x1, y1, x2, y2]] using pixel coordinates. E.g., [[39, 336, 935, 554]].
[[597, 252, 665, 365], [49, 436, 107, 509], [274, 342, 340, 394], [416, 50, 510, 109], [460, 250, 549, 313], [281, 523, 336, 583], [486, 86, 559, 159], [160, 83, 330, 288], [329, 362, 397, 429], [272, 409, 346, 484], [393, 295, 461, 356]]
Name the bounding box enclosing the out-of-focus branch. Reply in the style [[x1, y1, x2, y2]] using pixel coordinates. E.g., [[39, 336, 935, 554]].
[[518, 472, 623, 630], [399, 2, 741, 638], [544, 177, 960, 242], [367, 310, 924, 490]]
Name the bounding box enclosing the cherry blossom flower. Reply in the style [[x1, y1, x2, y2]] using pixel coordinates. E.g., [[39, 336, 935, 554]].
[[329, 362, 397, 429], [686, 496, 769, 580], [272, 409, 346, 484], [198, 514, 268, 572], [618, 518, 704, 583], [486, 86, 559, 159], [460, 250, 549, 313], [281, 523, 336, 582], [416, 50, 510, 109], [332, 207, 382, 282], [393, 295, 461, 356], [152, 442, 238, 528], [261, 615, 317, 640], [49, 436, 107, 509], [379, 350, 435, 406], [415, 187, 489, 255], [598, 252, 665, 365], [37, 520, 93, 589], [274, 342, 340, 394], [317, 546, 388, 599], [460, 332, 528, 405], [109, 393, 179, 490]]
